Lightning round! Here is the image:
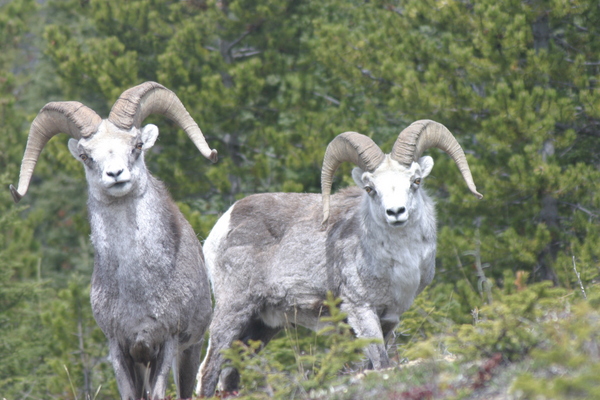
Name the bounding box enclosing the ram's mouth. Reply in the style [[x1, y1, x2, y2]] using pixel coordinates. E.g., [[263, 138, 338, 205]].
[[388, 220, 407, 227], [105, 181, 132, 194], [107, 180, 130, 188], [111, 181, 129, 188]]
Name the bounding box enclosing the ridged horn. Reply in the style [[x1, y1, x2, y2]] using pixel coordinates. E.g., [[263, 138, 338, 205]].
[[9, 102, 102, 203], [391, 120, 482, 199], [108, 81, 217, 163], [321, 132, 385, 224]]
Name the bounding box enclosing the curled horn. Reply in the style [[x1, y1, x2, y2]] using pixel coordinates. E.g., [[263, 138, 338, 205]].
[[321, 132, 385, 224], [9, 102, 102, 203], [391, 120, 482, 199], [108, 81, 217, 163]]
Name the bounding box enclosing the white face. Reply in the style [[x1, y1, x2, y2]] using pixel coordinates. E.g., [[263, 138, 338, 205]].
[[68, 120, 159, 199], [352, 155, 434, 227]]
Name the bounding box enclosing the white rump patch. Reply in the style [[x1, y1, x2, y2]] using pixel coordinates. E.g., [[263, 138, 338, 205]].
[[203, 206, 233, 283]]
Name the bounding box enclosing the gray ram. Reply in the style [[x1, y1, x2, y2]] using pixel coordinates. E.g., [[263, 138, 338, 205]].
[[11, 82, 216, 400], [196, 120, 482, 396]]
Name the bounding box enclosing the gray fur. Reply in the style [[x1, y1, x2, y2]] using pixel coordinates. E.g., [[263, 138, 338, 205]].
[[197, 155, 438, 397], [69, 120, 212, 400]]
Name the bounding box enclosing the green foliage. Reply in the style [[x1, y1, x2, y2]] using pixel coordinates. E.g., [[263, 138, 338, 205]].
[[445, 281, 567, 361], [40, 275, 117, 399], [0, 173, 48, 397], [388, 272, 599, 399], [510, 289, 600, 399], [400, 269, 567, 360], [0, 171, 114, 398]]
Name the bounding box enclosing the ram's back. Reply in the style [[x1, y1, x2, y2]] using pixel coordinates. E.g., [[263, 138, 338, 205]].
[[204, 187, 364, 310]]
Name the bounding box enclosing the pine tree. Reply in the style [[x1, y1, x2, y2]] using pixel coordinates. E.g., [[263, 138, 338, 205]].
[[309, 0, 600, 287]]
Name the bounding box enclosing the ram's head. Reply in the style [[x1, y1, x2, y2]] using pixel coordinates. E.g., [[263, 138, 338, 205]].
[[321, 120, 483, 227], [10, 82, 217, 202]]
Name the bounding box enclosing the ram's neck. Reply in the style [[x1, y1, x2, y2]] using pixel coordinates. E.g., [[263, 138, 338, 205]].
[[87, 174, 175, 263]]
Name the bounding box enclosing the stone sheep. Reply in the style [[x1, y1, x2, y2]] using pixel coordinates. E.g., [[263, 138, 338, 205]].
[[11, 82, 216, 400]]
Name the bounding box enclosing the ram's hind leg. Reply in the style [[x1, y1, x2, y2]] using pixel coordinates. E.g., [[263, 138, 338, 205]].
[[196, 304, 255, 397], [217, 317, 282, 393]]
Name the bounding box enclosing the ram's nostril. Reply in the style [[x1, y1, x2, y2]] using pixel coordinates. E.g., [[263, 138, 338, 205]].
[[107, 169, 123, 178], [386, 207, 406, 217]]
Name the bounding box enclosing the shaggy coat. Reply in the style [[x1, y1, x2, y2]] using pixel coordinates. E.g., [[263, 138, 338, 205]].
[[88, 174, 212, 400]]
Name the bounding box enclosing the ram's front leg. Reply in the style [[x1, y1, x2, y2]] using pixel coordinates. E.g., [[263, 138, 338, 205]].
[[108, 340, 139, 400], [148, 339, 176, 400], [343, 304, 389, 369]]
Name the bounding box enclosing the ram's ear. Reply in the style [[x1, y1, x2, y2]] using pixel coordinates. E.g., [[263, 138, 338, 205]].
[[352, 167, 373, 187], [68, 138, 81, 160], [141, 124, 159, 150], [418, 156, 434, 178]]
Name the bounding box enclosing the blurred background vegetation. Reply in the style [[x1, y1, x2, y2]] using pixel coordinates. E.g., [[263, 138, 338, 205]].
[[1, 0, 599, 398]]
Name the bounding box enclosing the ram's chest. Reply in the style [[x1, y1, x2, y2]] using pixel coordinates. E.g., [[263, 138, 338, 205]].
[[91, 208, 171, 268], [359, 234, 433, 314], [89, 205, 174, 330], [381, 257, 420, 312]]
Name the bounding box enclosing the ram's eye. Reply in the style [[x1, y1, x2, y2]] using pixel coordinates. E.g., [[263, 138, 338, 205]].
[[365, 187, 373, 194], [414, 178, 421, 186], [80, 154, 88, 161], [135, 142, 143, 150]]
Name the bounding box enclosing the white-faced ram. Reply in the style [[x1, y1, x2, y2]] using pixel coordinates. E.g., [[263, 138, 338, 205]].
[[11, 82, 217, 400], [196, 120, 482, 397]]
